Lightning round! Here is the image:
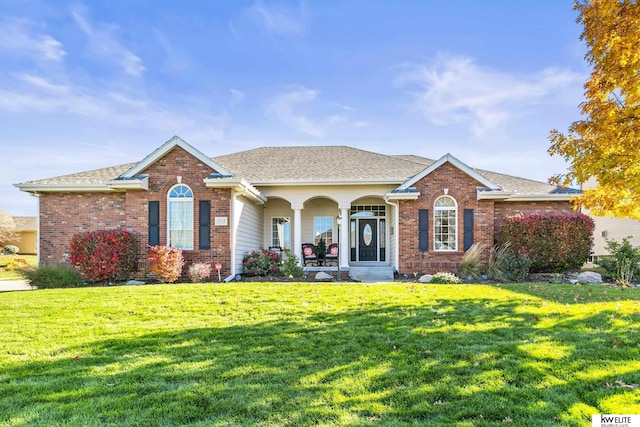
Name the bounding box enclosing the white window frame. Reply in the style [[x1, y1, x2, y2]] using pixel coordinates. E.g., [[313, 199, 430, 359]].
[[271, 217, 291, 249], [167, 184, 194, 250], [434, 195, 457, 252]]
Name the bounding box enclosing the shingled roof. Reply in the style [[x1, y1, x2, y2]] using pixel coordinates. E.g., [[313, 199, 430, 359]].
[[213, 146, 427, 183], [16, 144, 577, 197]]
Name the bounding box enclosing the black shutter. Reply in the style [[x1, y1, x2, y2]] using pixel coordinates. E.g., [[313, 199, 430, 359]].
[[199, 200, 211, 250], [463, 209, 474, 251], [419, 209, 429, 251], [148, 201, 160, 246]]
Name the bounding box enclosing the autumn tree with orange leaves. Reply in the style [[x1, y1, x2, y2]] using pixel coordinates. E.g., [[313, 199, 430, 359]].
[[549, 0, 640, 219]]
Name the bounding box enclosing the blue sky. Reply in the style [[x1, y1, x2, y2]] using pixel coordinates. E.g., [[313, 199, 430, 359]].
[[2, 1, 587, 217]]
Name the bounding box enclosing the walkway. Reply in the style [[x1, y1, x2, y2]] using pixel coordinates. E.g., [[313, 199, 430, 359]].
[[0, 279, 32, 292]]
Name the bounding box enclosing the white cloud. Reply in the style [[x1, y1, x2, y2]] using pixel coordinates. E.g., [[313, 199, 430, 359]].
[[394, 55, 582, 137], [0, 73, 225, 141], [71, 5, 145, 77], [268, 87, 324, 137], [246, 1, 305, 36], [0, 17, 66, 61], [229, 89, 246, 107], [18, 73, 69, 94]]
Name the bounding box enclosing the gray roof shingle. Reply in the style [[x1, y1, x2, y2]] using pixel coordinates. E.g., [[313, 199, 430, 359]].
[[18, 146, 576, 195]]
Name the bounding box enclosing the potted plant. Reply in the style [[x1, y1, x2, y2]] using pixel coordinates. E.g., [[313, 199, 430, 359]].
[[316, 237, 327, 262]]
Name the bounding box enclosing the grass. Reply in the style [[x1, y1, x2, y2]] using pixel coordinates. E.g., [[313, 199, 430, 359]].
[[0, 255, 37, 280], [0, 282, 639, 426]]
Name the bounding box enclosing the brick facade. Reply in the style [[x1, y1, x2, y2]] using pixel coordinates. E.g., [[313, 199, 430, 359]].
[[396, 163, 578, 275], [38, 146, 233, 278]]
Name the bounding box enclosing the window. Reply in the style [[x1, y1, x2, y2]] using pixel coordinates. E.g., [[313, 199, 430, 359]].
[[272, 217, 291, 249], [167, 184, 194, 249], [434, 195, 457, 251], [314, 216, 334, 244]]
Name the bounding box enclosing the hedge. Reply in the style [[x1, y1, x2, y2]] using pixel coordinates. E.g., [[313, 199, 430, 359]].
[[497, 213, 594, 272]]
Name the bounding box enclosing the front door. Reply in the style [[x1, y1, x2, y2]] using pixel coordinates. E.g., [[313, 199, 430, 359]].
[[358, 219, 377, 261]]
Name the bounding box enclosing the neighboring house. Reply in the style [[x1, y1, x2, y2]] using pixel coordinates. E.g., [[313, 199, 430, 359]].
[[0, 210, 37, 255], [582, 178, 640, 260], [15, 136, 581, 279]]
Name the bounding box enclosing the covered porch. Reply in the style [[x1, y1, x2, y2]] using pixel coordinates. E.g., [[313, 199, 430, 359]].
[[260, 193, 397, 277]]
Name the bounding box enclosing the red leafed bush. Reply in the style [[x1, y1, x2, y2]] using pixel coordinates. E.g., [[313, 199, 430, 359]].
[[70, 229, 137, 282], [147, 245, 184, 283], [497, 213, 594, 272]]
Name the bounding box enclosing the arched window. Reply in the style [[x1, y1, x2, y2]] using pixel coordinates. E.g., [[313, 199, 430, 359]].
[[167, 184, 194, 249], [434, 195, 457, 251]]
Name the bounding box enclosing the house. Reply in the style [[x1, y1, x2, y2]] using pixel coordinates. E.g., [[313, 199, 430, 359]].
[[0, 210, 37, 255], [581, 178, 640, 261], [15, 136, 581, 280]]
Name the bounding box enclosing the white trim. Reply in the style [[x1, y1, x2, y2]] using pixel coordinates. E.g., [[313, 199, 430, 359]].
[[398, 153, 500, 191], [477, 190, 576, 202], [434, 195, 458, 252], [384, 191, 420, 201], [251, 178, 406, 186], [120, 135, 233, 178], [167, 183, 194, 250], [204, 177, 266, 204], [15, 183, 116, 192], [103, 175, 149, 191]]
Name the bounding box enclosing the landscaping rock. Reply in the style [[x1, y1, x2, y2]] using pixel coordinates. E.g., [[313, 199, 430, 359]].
[[126, 280, 145, 286], [315, 272, 334, 281], [576, 271, 603, 284], [418, 274, 433, 283]]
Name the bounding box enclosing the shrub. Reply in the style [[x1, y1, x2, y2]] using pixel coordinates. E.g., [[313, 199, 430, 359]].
[[430, 272, 462, 284], [497, 213, 594, 272], [22, 265, 83, 289], [3, 245, 19, 255], [457, 243, 486, 280], [5, 257, 30, 271], [147, 246, 184, 283], [70, 229, 137, 282], [485, 243, 533, 282], [279, 249, 304, 279], [242, 248, 281, 276], [596, 236, 640, 285], [187, 262, 212, 283]]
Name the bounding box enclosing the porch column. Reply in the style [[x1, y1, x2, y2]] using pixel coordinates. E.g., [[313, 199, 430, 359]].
[[293, 206, 303, 265], [339, 207, 350, 268]]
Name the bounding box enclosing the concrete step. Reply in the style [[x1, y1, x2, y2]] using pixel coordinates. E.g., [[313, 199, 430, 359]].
[[349, 266, 395, 283]]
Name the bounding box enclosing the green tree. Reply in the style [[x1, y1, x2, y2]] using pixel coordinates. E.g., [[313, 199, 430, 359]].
[[549, 0, 640, 219]]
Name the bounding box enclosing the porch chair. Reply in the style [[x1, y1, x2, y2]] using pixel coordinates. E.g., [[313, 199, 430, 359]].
[[302, 243, 318, 266], [325, 243, 339, 266]]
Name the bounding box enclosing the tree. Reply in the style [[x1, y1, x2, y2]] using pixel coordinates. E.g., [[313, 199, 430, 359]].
[[0, 211, 17, 246], [549, 0, 640, 219]]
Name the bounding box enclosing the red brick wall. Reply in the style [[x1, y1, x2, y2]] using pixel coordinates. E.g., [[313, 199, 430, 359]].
[[38, 146, 233, 279], [397, 163, 496, 274], [493, 201, 578, 234], [39, 192, 127, 264], [396, 164, 577, 275]]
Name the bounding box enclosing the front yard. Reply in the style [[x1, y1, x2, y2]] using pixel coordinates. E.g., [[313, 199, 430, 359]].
[[0, 282, 638, 426]]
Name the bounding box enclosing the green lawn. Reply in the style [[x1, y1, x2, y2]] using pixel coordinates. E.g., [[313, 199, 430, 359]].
[[1, 283, 638, 426]]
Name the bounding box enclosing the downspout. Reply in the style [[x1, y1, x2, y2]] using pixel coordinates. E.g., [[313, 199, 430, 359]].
[[224, 188, 247, 282], [384, 196, 400, 273]]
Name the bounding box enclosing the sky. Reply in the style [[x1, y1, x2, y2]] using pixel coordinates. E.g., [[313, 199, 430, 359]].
[[1, 0, 589, 217]]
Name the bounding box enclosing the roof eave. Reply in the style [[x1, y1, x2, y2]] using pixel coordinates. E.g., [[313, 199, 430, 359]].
[[103, 175, 149, 191], [204, 177, 267, 204], [251, 178, 405, 186], [496, 193, 578, 202], [384, 192, 420, 201], [15, 183, 116, 193]]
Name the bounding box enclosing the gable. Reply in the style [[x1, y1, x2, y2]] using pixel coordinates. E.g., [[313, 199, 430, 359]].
[[119, 135, 232, 179], [397, 153, 500, 192]]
